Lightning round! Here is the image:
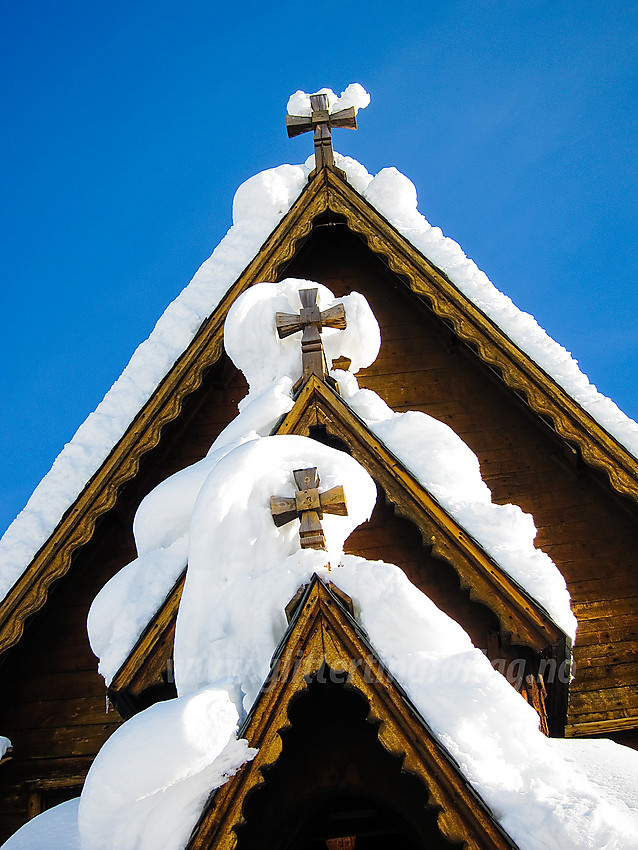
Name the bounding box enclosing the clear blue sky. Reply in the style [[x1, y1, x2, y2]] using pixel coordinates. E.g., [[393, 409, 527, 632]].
[[1, 0, 636, 536]]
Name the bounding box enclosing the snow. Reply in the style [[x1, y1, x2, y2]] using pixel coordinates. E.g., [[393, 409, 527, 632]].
[[88, 275, 574, 686], [550, 737, 638, 816], [77, 687, 254, 850], [338, 381, 576, 637], [78, 447, 638, 850], [0, 163, 310, 600], [173, 434, 377, 707], [286, 83, 370, 117], [3, 86, 636, 618], [1, 798, 81, 849], [224, 278, 380, 401], [87, 277, 378, 685], [5, 84, 638, 850], [88, 275, 575, 687], [87, 536, 188, 683], [0, 735, 11, 758], [357, 162, 638, 457], [331, 556, 638, 850]]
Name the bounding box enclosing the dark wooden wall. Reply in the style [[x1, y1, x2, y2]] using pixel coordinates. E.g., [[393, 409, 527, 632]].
[[0, 360, 248, 841], [2, 217, 637, 840], [284, 222, 638, 741]]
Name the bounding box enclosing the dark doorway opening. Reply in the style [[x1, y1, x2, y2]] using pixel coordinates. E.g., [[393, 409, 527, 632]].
[[235, 673, 461, 850]]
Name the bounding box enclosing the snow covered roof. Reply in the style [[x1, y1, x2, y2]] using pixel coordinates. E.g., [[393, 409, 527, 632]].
[[4, 74, 638, 841], [7, 572, 638, 850], [84, 277, 574, 706], [2, 89, 638, 652]]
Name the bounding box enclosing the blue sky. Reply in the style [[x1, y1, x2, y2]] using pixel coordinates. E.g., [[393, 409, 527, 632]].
[[1, 0, 637, 536]]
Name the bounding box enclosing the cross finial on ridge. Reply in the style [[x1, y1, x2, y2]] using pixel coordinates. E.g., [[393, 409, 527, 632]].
[[286, 92, 357, 171], [270, 467, 348, 553], [275, 288, 347, 391]]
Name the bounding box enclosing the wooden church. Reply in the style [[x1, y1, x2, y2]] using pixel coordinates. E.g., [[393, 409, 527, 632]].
[[1, 90, 638, 848]]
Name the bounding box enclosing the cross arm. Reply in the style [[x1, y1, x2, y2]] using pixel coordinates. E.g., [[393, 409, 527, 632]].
[[270, 495, 298, 527], [319, 303, 347, 331], [318, 485, 348, 517], [285, 114, 313, 138], [326, 106, 357, 130], [275, 312, 304, 339]]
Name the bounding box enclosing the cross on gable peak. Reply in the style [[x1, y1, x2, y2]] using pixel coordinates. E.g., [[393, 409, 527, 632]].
[[286, 91, 357, 172], [270, 466, 348, 553], [275, 288, 347, 390]]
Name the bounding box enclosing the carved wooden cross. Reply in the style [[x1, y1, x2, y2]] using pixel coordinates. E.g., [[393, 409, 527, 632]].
[[270, 467, 348, 551], [276, 288, 347, 387], [286, 92, 357, 171]]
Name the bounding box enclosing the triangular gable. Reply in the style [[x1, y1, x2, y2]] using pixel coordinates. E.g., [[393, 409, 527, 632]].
[[186, 575, 518, 850], [276, 376, 568, 657], [318, 168, 638, 502], [107, 374, 568, 733], [2, 162, 636, 665]]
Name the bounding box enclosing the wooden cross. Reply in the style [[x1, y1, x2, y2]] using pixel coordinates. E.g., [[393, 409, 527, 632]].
[[276, 288, 347, 388], [286, 92, 357, 171], [270, 467, 348, 551]]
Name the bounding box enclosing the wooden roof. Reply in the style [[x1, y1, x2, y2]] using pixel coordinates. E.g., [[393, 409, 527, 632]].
[[2, 161, 637, 737], [186, 575, 518, 850]]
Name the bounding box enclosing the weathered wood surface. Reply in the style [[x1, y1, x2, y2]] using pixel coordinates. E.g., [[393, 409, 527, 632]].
[[271, 466, 347, 551], [0, 358, 248, 842], [3, 186, 638, 841], [286, 92, 356, 172], [283, 222, 638, 740], [276, 287, 347, 387]]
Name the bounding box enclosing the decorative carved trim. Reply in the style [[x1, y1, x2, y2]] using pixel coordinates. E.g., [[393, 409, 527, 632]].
[[102, 375, 567, 726], [187, 577, 518, 850], [276, 376, 566, 657], [4, 161, 635, 675], [320, 169, 638, 507], [109, 572, 186, 699], [0, 173, 330, 659]]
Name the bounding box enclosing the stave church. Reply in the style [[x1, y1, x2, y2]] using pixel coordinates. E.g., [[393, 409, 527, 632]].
[[1, 85, 638, 849]]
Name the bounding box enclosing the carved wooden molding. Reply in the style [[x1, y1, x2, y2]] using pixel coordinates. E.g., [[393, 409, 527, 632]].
[[187, 577, 518, 850], [0, 174, 330, 659], [109, 571, 186, 699], [105, 374, 568, 725], [3, 162, 635, 672], [319, 169, 638, 506], [276, 376, 566, 657]]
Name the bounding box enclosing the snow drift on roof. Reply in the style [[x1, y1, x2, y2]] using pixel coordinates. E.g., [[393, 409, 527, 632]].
[[88, 279, 575, 688], [2, 87, 637, 607], [12, 435, 638, 850]]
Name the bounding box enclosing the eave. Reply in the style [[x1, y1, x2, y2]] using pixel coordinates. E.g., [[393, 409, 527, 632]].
[[320, 167, 638, 506]]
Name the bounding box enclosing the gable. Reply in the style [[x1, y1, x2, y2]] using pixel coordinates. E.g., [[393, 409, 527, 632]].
[[187, 576, 517, 850], [3, 164, 638, 664], [2, 160, 638, 778], [104, 372, 570, 740]]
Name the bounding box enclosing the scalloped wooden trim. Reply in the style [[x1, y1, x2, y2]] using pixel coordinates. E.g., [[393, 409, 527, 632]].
[[4, 161, 635, 666], [0, 174, 330, 658], [321, 169, 638, 506], [187, 578, 517, 850], [275, 376, 565, 656], [109, 572, 186, 698]]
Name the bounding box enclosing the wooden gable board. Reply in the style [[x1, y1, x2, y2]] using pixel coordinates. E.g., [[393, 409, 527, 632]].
[[187, 575, 518, 850], [107, 374, 569, 732], [3, 163, 636, 661], [1, 161, 638, 809]]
